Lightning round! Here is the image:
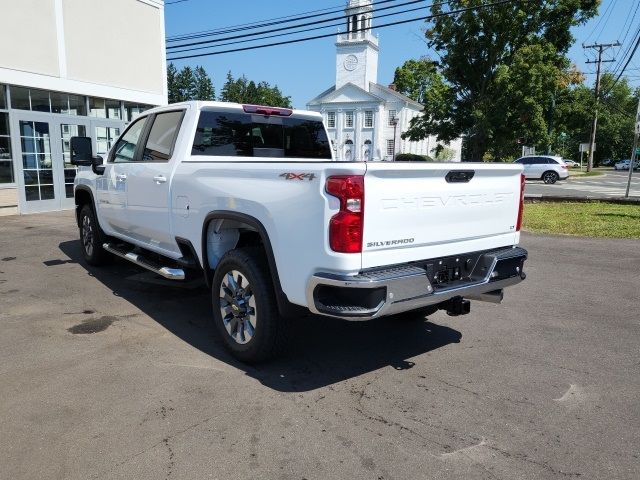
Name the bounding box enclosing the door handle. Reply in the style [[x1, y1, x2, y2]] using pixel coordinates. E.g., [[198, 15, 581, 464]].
[[116, 174, 127, 182], [153, 175, 167, 184]]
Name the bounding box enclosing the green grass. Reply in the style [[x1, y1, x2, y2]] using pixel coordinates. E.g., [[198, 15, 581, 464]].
[[522, 201, 640, 239], [569, 170, 605, 177]]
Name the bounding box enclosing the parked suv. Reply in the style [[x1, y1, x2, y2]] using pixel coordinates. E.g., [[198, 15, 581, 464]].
[[514, 155, 569, 184]]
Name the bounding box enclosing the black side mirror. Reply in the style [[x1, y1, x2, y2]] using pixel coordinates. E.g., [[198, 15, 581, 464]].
[[70, 137, 93, 166]]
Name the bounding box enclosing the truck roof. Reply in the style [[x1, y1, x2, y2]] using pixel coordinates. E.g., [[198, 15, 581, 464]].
[[146, 101, 322, 120]]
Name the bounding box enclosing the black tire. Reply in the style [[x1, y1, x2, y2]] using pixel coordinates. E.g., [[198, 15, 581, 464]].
[[211, 248, 287, 363], [542, 171, 559, 184], [78, 204, 111, 266]]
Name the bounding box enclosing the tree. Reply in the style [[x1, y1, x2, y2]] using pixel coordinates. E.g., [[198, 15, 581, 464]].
[[219, 71, 292, 107], [167, 63, 215, 103], [555, 73, 638, 164], [175, 66, 196, 102], [167, 63, 179, 104], [194, 66, 215, 101], [399, 0, 598, 160]]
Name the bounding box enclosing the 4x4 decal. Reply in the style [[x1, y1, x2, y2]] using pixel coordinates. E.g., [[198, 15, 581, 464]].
[[280, 173, 316, 181]]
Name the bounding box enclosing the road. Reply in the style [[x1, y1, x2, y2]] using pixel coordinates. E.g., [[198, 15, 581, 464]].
[[1, 212, 639, 480], [525, 170, 640, 199]]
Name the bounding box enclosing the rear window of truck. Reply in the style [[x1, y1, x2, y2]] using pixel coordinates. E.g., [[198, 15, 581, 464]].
[[192, 110, 332, 159]]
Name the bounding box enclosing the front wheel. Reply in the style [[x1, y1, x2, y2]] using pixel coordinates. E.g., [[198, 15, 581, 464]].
[[211, 248, 287, 363], [542, 171, 559, 184], [79, 205, 110, 266]]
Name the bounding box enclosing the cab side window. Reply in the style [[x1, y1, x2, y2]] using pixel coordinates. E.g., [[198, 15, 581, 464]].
[[142, 111, 184, 162], [112, 117, 146, 163]]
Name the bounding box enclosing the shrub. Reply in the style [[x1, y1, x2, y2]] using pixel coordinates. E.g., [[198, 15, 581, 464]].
[[395, 153, 434, 162]]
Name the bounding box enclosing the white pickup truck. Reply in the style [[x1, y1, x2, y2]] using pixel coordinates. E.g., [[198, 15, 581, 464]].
[[71, 101, 527, 362]]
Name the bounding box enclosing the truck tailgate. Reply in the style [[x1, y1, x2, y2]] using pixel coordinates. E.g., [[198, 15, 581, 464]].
[[362, 162, 523, 269]]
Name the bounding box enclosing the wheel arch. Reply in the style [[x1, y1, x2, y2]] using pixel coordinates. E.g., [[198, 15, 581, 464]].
[[201, 211, 303, 318], [74, 186, 96, 228]]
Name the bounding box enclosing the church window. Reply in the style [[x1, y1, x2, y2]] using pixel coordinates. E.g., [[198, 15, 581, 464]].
[[345, 111, 354, 128], [361, 16, 367, 31], [388, 110, 397, 126], [364, 111, 373, 128], [327, 112, 336, 128], [386, 139, 395, 156]]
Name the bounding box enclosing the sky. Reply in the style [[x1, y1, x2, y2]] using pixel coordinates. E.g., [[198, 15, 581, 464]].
[[164, 0, 640, 109]]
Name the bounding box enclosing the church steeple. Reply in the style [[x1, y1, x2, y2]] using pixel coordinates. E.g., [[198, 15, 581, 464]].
[[336, 0, 379, 90], [346, 0, 373, 36]]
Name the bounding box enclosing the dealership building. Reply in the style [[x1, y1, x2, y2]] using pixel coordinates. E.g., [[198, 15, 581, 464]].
[[0, 0, 168, 215]]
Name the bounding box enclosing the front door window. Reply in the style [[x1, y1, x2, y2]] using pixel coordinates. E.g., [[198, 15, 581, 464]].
[[20, 121, 53, 201]]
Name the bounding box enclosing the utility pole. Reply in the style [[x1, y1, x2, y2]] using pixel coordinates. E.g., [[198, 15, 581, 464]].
[[584, 42, 620, 172], [625, 97, 640, 198]]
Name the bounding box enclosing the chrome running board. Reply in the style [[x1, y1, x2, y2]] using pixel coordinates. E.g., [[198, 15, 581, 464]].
[[103, 243, 185, 280]]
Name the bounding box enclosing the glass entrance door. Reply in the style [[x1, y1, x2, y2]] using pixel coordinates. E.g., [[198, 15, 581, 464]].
[[13, 112, 90, 213], [92, 120, 121, 158]]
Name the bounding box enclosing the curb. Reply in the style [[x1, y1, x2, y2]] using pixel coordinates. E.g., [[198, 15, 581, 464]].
[[524, 195, 640, 205]]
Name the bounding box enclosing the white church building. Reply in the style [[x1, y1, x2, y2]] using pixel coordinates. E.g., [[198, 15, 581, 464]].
[[307, 0, 462, 162]]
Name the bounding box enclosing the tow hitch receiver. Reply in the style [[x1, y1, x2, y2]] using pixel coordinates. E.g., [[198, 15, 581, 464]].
[[445, 297, 471, 316]]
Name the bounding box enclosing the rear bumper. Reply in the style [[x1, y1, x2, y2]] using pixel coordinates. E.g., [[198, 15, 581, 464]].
[[307, 246, 527, 320]]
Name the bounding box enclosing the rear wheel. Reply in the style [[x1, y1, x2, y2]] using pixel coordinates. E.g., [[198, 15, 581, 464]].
[[542, 171, 559, 184], [79, 204, 110, 266], [211, 248, 287, 363]]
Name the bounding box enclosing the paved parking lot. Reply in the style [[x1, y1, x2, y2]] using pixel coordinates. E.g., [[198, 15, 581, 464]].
[[525, 170, 640, 199], [1, 211, 639, 480]]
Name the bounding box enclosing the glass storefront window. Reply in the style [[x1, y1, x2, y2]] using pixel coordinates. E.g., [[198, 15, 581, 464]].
[[10, 86, 87, 116], [20, 120, 53, 200], [68, 94, 86, 116], [50, 92, 86, 116], [30, 89, 51, 113], [90, 97, 121, 119], [90, 98, 106, 118], [61, 124, 86, 198], [96, 126, 120, 155], [10, 86, 31, 110], [0, 112, 13, 184], [0, 85, 6, 110], [124, 102, 152, 122]]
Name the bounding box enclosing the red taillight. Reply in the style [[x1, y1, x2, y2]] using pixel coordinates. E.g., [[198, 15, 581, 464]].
[[242, 104, 293, 116], [326, 175, 364, 253], [516, 173, 525, 231], [561, 165, 568, 170]]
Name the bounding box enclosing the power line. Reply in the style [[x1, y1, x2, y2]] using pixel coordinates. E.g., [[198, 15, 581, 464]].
[[595, 0, 618, 41], [167, 0, 431, 50], [167, 0, 404, 44], [617, 0, 640, 47], [167, 0, 518, 61], [166, 0, 189, 5], [608, 22, 640, 78], [613, 32, 640, 85], [169, 3, 433, 55], [602, 28, 640, 95], [583, 0, 614, 44], [167, 2, 345, 42]]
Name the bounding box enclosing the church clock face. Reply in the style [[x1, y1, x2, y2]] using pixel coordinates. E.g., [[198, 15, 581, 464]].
[[344, 54, 359, 71]]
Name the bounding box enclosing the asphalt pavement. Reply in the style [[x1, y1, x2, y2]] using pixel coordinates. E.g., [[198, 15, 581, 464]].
[[524, 170, 640, 199], [1, 211, 639, 480]]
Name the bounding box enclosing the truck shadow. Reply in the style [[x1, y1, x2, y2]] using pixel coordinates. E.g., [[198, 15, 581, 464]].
[[59, 240, 462, 393]]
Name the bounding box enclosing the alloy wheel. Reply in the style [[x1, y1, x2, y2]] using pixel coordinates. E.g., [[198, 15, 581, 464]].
[[82, 215, 94, 257], [219, 270, 257, 345]]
